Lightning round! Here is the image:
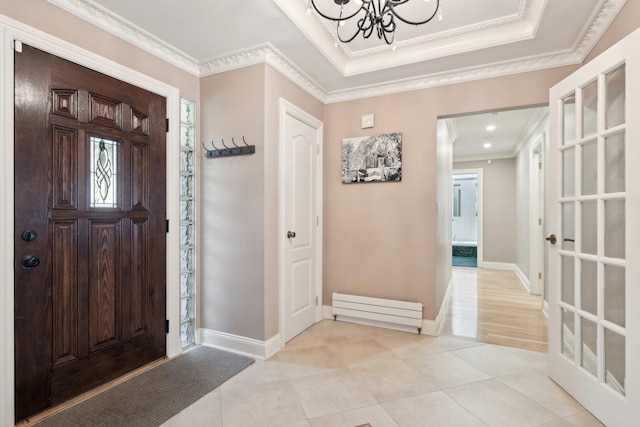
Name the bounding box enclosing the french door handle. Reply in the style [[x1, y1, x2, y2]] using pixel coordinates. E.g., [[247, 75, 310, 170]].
[[546, 234, 557, 245], [564, 238, 575, 242], [287, 231, 296, 239]]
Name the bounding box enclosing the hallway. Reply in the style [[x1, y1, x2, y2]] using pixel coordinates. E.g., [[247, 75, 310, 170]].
[[442, 267, 548, 352]]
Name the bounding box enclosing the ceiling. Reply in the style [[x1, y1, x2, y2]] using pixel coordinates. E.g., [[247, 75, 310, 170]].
[[47, 0, 622, 159], [446, 106, 548, 162]]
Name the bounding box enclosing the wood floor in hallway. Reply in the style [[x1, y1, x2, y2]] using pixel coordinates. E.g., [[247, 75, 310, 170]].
[[442, 266, 548, 352]]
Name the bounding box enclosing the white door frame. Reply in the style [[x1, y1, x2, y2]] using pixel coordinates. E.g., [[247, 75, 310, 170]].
[[0, 16, 182, 426], [452, 168, 484, 267], [529, 135, 545, 295], [278, 98, 323, 350]]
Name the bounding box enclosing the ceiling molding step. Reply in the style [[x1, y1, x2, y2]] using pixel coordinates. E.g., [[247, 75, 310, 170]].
[[323, 49, 583, 104], [347, 2, 527, 59], [271, 0, 349, 75], [46, 0, 200, 76]]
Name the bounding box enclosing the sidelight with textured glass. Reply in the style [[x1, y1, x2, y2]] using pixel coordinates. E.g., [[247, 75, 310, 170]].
[[180, 98, 196, 347]]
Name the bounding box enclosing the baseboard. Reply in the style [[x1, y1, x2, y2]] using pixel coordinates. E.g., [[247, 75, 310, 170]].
[[433, 277, 453, 336], [481, 262, 531, 293], [198, 328, 282, 360], [513, 264, 531, 293], [542, 300, 549, 319], [322, 304, 333, 320]]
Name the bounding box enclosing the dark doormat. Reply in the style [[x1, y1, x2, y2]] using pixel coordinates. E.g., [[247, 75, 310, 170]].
[[34, 346, 254, 427]]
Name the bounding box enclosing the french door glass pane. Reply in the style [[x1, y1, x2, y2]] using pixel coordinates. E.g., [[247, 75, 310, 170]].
[[605, 329, 626, 395], [562, 255, 575, 305], [604, 199, 625, 259], [581, 201, 598, 255], [563, 93, 576, 144], [581, 140, 598, 196], [580, 260, 597, 315], [604, 264, 625, 327], [562, 202, 575, 251], [563, 148, 575, 197], [582, 80, 598, 137], [562, 308, 575, 357], [605, 64, 625, 129], [581, 318, 598, 377], [605, 132, 625, 193]]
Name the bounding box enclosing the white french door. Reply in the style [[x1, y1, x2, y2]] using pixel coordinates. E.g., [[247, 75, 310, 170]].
[[548, 27, 640, 426]]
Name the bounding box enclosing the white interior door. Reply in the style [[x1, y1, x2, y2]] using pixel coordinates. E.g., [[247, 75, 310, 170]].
[[548, 27, 640, 426], [282, 101, 322, 342]]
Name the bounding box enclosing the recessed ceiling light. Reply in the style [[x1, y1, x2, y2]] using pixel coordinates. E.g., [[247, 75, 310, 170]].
[[483, 142, 492, 148], [486, 125, 496, 131]]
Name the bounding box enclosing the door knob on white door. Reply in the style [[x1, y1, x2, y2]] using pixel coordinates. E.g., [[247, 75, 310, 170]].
[[287, 231, 296, 239]]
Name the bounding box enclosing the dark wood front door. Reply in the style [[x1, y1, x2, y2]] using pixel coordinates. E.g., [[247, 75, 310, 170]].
[[14, 44, 167, 422]]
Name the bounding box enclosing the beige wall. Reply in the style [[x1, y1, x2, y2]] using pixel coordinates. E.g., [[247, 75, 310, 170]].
[[199, 64, 323, 341], [323, 67, 574, 319], [199, 65, 267, 340], [454, 158, 517, 264]]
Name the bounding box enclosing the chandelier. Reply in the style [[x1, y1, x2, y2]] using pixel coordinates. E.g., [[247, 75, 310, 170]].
[[308, 0, 441, 47]]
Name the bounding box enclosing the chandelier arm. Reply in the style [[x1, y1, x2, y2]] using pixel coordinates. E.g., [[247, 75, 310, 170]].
[[337, 18, 367, 43], [310, 0, 364, 22], [388, 0, 440, 25]]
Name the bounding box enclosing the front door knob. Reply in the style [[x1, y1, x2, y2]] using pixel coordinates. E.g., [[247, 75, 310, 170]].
[[21, 255, 41, 268], [546, 234, 557, 245], [287, 231, 296, 239]]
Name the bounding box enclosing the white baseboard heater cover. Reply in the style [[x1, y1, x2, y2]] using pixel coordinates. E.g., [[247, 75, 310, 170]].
[[332, 292, 423, 333]]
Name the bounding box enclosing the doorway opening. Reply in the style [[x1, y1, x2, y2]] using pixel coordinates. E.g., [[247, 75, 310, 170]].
[[452, 172, 479, 267]]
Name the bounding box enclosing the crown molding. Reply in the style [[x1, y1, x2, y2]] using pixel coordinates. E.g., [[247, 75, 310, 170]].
[[46, 0, 200, 76], [46, 0, 626, 105], [572, 0, 627, 62], [323, 48, 583, 104], [199, 43, 328, 103]]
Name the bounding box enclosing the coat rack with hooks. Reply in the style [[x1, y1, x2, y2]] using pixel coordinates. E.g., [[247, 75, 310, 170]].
[[203, 137, 255, 158]]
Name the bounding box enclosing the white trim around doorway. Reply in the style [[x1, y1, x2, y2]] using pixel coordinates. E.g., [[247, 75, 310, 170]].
[[0, 14, 182, 426]]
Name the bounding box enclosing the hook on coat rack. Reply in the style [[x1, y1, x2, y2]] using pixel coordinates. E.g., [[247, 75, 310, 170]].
[[203, 136, 255, 158]]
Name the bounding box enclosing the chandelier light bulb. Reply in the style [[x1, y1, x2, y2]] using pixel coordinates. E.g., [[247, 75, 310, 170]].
[[306, 6, 312, 16]]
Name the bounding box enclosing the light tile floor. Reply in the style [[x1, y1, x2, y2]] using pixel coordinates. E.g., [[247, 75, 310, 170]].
[[161, 320, 603, 427]]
